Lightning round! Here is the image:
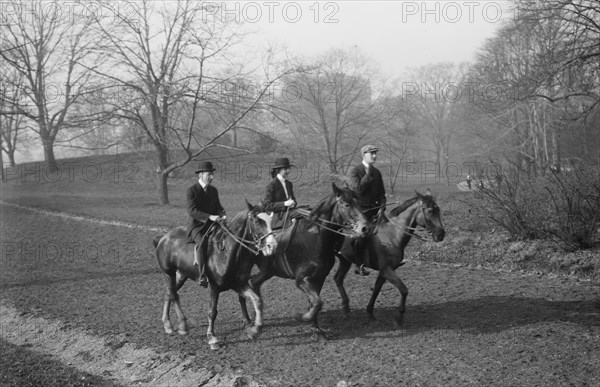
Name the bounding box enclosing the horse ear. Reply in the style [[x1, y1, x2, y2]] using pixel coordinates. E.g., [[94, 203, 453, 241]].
[[332, 182, 342, 196], [425, 189, 432, 197], [245, 199, 254, 212]]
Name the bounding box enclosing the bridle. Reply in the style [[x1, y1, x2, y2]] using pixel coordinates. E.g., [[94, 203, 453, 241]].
[[213, 212, 274, 255], [300, 196, 364, 238], [388, 200, 434, 242]]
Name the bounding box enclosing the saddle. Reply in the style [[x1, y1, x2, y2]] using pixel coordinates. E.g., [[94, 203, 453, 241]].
[[276, 217, 301, 255]]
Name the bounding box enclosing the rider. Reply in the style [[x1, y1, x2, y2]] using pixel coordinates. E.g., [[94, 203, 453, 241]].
[[349, 144, 386, 275], [187, 161, 226, 288], [262, 157, 297, 230]]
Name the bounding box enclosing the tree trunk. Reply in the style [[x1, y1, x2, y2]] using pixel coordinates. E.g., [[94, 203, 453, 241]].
[[157, 171, 169, 205], [551, 125, 561, 172], [156, 144, 170, 205], [0, 150, 4, 181], [43, 140, 57, 168], [8, 150, 16, 167]]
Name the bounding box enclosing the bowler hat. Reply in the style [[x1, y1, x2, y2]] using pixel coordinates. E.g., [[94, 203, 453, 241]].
[[272, 157, 294, 170], [195, 161, 216, 173], [361, 144, 379, 154]]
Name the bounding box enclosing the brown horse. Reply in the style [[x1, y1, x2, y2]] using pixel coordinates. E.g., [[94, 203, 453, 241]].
[[241, 183, 370, 339], [153, 201, 277, 350], [334, 190, 445, 325]]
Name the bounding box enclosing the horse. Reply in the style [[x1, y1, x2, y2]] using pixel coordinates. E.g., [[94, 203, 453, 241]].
[[334, 189, 445, 325], [240, 182, 370, 340], [153, 201, 278, 350]]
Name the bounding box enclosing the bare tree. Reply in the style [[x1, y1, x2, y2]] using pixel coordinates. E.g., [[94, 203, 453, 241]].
[[378, 92, 416, 194], [0, 65, 27, 168], [465, 2, 600, 173], [283, 49, 378, 174], [0, 0, 105, 166], [92, 0, 293, 204], [404, 63, 468, 180]]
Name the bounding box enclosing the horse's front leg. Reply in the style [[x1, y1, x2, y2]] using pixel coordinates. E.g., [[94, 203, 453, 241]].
[[366, 274, 386, 320], [206, 285, 220, 350], [239, 286, 263, 340], [295, 275, 326, 341], [377, 266, 408, 326], [162, 273, 188, 335], [333, 256, 353, 316], [238, 294, 252, 327]]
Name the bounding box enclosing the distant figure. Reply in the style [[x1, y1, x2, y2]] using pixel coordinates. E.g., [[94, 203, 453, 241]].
[[466, 174, 472, 190]]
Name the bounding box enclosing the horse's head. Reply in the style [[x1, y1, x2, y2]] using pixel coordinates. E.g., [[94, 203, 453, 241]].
[[246, 200, 278, 256], [414, 190, 445, 242], [331, 182, 369, 238]]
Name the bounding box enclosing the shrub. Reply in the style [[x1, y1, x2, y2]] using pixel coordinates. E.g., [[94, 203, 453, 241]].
[[470, 163, 600, 249]]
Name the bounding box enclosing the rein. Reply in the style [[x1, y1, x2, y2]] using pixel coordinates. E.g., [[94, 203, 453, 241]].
[[387, 201, 430, 242], [295, 201, 357, 238], [213, 215, 273, 255]]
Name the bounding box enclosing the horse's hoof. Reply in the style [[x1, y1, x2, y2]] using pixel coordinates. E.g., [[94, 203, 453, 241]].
[[342, 307, 351, 317], [294, 313, 304, 322], [178, 329, 189, 336], [164, 327, 174, 335], [316, 331, 328, 342], [246, 326, 260, 340], [208, 337, 220, 350]]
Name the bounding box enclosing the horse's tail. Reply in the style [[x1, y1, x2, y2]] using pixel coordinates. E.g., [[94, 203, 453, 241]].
[[152, 234, 164, 248]]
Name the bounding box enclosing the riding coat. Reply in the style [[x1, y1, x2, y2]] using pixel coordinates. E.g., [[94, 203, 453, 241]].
[[263, 177, 296, 213], [349, 162, 386, 219], [186, 182, 225, 243]]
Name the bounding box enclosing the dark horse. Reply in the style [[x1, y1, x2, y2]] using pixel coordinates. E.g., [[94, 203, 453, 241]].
[[241, 183, 370, 339], [153, 201, 277, 350], [334, 190, 445, 325]]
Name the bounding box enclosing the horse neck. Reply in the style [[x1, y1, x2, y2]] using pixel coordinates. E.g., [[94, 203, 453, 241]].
[[224, 211, 250, 253], [388, 201, 421, 246]]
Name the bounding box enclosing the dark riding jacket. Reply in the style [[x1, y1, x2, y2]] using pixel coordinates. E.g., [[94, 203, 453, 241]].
[[263, 177, 296, 214], [349, 163, 386, 218], [186, 182, 225, 243]]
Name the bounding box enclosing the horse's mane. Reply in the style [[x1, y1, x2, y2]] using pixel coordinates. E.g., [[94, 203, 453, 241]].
[[389, 194, 436, 217], [227, 205, 261, 233], [389, 196, 419, 217], [309, 185, 355, 221]]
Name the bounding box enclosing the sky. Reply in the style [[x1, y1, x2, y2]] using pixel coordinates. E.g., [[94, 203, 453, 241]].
[[245, 1, 511, 78]]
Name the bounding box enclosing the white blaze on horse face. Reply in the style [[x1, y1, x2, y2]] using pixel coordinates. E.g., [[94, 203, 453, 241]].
[[257, 212, 278, 256]]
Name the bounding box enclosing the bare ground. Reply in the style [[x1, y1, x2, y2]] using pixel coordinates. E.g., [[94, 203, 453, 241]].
[[1, 203, 600, 386]]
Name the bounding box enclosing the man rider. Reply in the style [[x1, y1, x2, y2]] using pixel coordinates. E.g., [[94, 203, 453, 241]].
[[187, 161, 226, 288]]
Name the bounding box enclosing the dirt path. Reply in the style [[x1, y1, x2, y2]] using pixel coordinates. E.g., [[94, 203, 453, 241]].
[[0, 301, 260, 386], [2, 202, 600, 386]]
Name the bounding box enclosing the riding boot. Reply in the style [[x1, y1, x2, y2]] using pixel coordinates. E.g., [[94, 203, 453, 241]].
[[352, 238, 370, 276], [195, 244, 208, 288]]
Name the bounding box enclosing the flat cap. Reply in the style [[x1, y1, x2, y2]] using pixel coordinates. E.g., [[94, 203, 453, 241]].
[[361, 144, 379, 154]]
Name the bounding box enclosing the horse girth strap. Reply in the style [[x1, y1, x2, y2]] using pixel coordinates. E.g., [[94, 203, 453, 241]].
[[276, 218, 300, 256]]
